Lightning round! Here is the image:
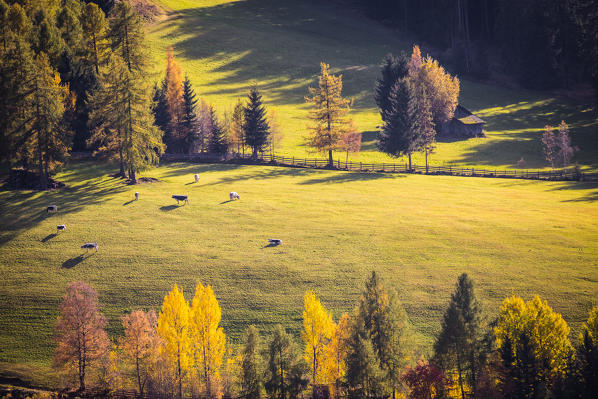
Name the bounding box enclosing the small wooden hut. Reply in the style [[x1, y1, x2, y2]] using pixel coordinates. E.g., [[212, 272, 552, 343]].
[[440, 105, 486, 138]]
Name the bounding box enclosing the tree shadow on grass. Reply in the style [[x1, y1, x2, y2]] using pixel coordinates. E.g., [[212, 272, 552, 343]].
[[159, 204, 180, 211], [41, 233, 57, 243], [61, 253, 91, 269], [298, 171, 404, 185], [551, 182, 598, 203]]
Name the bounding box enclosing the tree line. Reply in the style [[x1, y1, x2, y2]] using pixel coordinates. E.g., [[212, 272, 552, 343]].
[[348, 0, 598, 94], [53, 272, 597, 398]]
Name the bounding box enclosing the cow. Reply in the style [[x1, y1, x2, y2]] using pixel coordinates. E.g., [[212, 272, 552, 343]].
[[268, 238, 282, 246], [56, 224, 66, 233], [81, 242, 98, 253], [135, 192, 139, 200], [46, 205, 58, 213], [172, 195, 189, 205], [230, 192, 240, 200], [194, 174, 200, 183]]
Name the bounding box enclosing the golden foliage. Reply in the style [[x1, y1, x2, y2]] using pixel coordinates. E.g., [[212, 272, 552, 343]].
[[302, 290, 334, 384]]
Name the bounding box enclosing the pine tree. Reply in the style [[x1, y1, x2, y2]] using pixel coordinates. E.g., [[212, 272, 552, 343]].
[[81, 2, 108, 75], [152, 80, 171, 148], [305, 62, 351, 167], [182, 75, 200, 154], [189, 282, 226, 398], [157, 284, 191, 399], [243, 87, 270, 159], [374, 52, 408, 123], [408, 80, 435, 173], [433, 273, 484, 399], [207, 106, 228, 155], [377, 78, 419, 169], [346, 317, 385, 399], [241, 325, 263, 399], [265, 325, 309, 399], [229, 98, 246, 155]]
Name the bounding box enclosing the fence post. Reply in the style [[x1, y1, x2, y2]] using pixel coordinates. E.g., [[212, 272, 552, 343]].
[[472, 168, 474, 176], [360, 162, 363, 171]]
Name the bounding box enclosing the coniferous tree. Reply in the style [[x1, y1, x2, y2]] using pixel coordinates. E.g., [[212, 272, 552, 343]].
[[243, 87, 270, 159], [182, 75, 200, 153], [207, 106, 228, 155], [264, 325, 309, 399], [433, 273, 484, 399], [241, 325, 264, 399], [377, 78, 418, 169], [575, 306, 598, 397], [346, 317, 385, 399], [305, 62, 351, 167], [81, 2, 108, 75], [152, 80, 171, 148], [229, 98, 246, 155], [408, 81, 435, 173], [374, 52, 408, 123], [163, 50, 185, 153], [108, 0, 146, 73]]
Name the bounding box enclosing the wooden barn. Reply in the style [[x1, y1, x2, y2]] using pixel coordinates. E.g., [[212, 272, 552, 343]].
[[440, 105, 486, 138]]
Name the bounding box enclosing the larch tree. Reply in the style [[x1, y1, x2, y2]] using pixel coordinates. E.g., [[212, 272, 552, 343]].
[[189, 281, 226, 398], [301, 291, 334, 385], [243, 87, 270, 159], [542, 125, 559, 169], [408, 80, 435, 173], [240, 325, 264, 399], [577, 306, 598, 397], [556, 120, 575, 167], [157, 284, 191, 399], [356, 271, 411, 399], [305, 62, 351, 167], [337, 120, 361, 165], [53, 281, 110, 392], [494, 295, 573, 397], [374, 52, 408, 123], [163, 50, 185, 153], [120, 309, 162, 398], [346, 316, 385, 399], [81, 2, 108, 75], [267, 109, 283, 156], [28, 52, 71, 189], [433, 273, 484, 399], [108, 0, 146, 74], [229, 98, 246, 155], [325, 313, 352, 397]]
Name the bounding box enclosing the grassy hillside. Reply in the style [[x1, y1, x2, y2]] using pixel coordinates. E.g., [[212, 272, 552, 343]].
[[1, 161, 596, 385], [146, 0, 598, 170]]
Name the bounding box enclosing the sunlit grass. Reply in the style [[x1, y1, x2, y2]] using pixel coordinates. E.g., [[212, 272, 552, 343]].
[[144, 0, 598, 171], [0, 161, 597, 386]]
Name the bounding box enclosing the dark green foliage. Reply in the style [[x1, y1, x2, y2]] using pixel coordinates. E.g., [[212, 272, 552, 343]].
[[181, 75, 200, 153], [434, 273, 484, 399], [152, 80, 173, 151], [241, 325, 263, 399], [264, 325, 308, 399], [575, 328, 598, 397], [347, 272, 411, 399], [377, 78, 416, 164], [243, 88, 270, 158], [374, 53, 408, 123], [207, 106, 228, 155], [576, 0, 598, 98], [108, 0, 146, 73]]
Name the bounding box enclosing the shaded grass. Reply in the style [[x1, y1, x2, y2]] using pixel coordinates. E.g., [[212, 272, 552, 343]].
[[0, 161, 597, 386], [146, 0, 598, 170]]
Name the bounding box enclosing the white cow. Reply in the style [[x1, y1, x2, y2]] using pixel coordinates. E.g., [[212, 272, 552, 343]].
[[194, 174, 200, 183], [56, 224, 66, 233], [230, 192, 240, 200], [81, 242, 98, 253], [135, 192, 139, 200]]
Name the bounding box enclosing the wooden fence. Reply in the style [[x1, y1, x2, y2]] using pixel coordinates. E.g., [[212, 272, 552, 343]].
[[160, 152, 597, 182]]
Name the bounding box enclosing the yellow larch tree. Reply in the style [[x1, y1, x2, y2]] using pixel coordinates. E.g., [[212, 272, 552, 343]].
[[189, 281, 226, 398], [164, 49, 185, 151], [302, 290, 334, 385], [157, 284, 191, 399], [325, 313, 351, 397]]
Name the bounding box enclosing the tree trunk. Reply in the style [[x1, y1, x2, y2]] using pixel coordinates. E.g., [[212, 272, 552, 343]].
[[136, 356, 143, 397], [455, 347, 465, 399], [328, 149, 333, 168], [425, 148, 429, 174], [408, 152, 412, 171]]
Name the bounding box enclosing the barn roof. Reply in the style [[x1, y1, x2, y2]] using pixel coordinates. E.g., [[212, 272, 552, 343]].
[[454, 105, 485, 125]]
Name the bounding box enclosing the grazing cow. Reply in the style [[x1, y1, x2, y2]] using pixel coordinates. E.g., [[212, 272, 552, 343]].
[[172, 195, 189, 205], [135, 192, 139, 200], [194, 174, 200, 183], [56, 224, 66, 233], [46, 205, 58, 213], [230, 191, 240, 200], [268, 238, 282, 246], [81, 242, 98, 253]]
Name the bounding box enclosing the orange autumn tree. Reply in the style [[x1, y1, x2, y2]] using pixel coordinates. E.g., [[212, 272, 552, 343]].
[[120, 309, 162, 397], [164, 49, 185, 152], [54, 281, 110, 392], [337, 120, 361, 165], [325, 313, 352, 397]]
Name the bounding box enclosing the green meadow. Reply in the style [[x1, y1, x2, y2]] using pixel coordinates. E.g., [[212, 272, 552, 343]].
[[0, 161, 596, 386], [146, 0, 598, 170]]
